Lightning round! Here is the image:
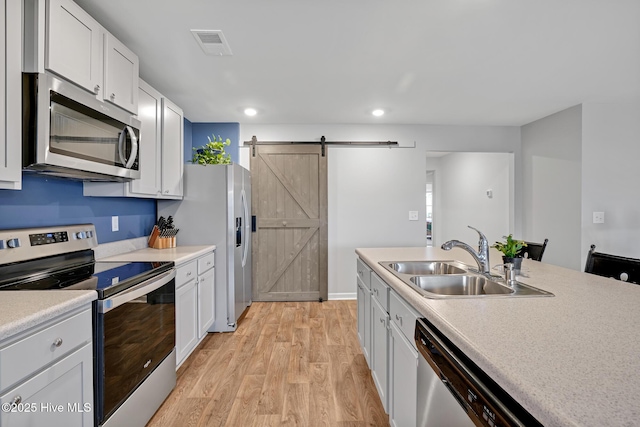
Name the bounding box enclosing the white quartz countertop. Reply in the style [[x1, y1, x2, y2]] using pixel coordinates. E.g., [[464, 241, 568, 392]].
[[0, 291, 96, 341], [100, 245, 215, 266], [356, 246, 640, 427]]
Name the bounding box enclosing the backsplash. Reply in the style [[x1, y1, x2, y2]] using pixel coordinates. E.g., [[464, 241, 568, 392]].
[[0, 174, 155, 244]]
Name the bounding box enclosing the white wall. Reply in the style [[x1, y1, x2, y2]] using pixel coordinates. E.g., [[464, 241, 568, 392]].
[[521, 105, 582, 270], [429, 152, 512, 249], [239, 124, 520, 298], [582, 101, 640, 264]]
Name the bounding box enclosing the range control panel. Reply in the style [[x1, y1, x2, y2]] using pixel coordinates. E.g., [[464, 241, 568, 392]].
[[29, 231, 69, 246], [0, 224, 98, 265]]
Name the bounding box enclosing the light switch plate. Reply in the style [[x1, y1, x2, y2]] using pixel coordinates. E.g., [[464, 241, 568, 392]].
[[112, 216, 119, 232], [593, 212, 605, 224], [409, 211, 419, 221]]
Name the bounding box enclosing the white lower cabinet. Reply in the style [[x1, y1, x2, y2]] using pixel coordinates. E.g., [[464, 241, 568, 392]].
[[175, 251, 215, 368], [357, 277, 372, 365], [0, 307, 93, 427], [371, 296, 389, 412], [389, 320, 418, 427], [176, 274, 198, 367], [196, 252, 215, 339], [356, 257, 420, 426], [356, 258, 373, 366]]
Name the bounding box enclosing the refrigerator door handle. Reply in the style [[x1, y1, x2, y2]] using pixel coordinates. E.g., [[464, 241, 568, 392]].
[[241, 188, 249, 267], [235, 217, 242, 247]]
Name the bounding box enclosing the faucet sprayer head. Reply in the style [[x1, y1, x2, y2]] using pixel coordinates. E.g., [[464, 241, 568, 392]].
[[441, 241, 455, 250]]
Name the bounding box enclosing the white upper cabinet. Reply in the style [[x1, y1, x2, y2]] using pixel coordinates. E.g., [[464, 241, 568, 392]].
[[46, 0, 103, 95], [31, 0, 139, 114], [161, 98, 184, 198], [129, 80, 162, 196], [0, 0, 21, 189], [103, 32, 139, 113]]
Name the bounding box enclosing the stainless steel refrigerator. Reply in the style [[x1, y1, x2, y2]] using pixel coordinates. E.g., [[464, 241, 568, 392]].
[[158, 163, 251, 332]]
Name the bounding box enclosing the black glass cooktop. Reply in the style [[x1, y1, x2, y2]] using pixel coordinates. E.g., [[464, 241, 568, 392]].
[[0, 250, 173, 299]]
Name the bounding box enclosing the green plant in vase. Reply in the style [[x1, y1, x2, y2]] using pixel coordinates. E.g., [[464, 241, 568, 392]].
[[492, 234, 527, 269], [192, 134, 232, 165]]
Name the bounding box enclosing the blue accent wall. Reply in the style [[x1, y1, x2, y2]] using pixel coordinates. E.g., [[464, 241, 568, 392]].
[[191, 122, 240, 163], [0, 174, 156, 244], [184, 117, 193, 164]]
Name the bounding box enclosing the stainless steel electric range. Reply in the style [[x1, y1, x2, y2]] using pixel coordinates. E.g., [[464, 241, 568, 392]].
[[0, 224, 176, 427]]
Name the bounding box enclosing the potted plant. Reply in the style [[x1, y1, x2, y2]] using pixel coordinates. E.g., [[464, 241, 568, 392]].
[[192, 134, 232, 165], [492, 234, 527, 270]]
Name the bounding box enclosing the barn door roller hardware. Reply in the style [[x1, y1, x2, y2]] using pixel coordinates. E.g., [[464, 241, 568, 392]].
[[248, 135, 398, 157]]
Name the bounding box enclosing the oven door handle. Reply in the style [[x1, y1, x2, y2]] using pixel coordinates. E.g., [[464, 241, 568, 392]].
[[98, 269, 175, 314]]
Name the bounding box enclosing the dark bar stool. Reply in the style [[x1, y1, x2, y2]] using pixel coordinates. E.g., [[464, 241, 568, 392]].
[[584, 244, 640, 285], [516, 238, 548, 261]]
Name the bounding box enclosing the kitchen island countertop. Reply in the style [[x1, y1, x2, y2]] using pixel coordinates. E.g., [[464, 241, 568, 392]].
[[357, 246, 640, 427]]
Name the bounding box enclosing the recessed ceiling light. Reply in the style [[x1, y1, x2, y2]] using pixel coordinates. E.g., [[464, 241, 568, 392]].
[[372, 109, 384, 117], [244, 108, 257, 116]]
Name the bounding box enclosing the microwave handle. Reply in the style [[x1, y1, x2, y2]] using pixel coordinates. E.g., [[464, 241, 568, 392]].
[[118, 125, 139, 169]]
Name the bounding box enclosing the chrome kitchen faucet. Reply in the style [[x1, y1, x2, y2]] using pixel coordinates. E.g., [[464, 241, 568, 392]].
[[441, 226, 491, 276]]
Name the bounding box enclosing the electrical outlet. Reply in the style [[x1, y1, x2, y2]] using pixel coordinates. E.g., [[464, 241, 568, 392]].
[[593, 212, 605, 224], [409, 211, 419, 221], [112, 216, 119, 232]]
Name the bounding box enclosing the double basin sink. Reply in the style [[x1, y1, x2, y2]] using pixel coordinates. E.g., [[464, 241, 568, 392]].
[[379, 261, 553, 298]]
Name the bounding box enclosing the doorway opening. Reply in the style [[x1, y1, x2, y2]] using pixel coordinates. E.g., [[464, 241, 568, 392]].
[[426, 171, 434, 246]]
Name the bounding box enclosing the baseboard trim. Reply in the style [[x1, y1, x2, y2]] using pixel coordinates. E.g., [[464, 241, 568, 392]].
[[328, 292, 356, 300]]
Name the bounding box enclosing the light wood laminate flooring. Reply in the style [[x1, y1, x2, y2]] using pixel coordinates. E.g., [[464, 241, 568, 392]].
[[147, 301, 389, 427]]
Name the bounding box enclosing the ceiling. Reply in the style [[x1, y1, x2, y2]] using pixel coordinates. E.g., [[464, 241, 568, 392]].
[[74, 0, 640, 126]]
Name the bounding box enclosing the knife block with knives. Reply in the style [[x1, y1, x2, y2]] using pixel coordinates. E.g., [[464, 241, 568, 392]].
[[148, 216, 179, 249]]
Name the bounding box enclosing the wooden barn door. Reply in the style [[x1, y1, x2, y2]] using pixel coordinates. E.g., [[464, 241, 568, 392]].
[[251, 144, 328, 301]]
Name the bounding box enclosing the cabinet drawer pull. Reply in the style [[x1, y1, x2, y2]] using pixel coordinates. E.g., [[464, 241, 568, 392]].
[[395, 314, 403, 325], [373, 288, 378, 295], [94, 84, 100, 93], [380, 317, 385, 324], [110, 93, 116, 100], [53, 337, 63, 347], [186, 271, 192, 276], [10, 395, 22, 405], [358, 270, 363, 276], [207, 261, 211, 265]]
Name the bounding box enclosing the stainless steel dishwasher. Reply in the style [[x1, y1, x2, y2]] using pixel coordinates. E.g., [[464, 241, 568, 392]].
[[415, 318, 543, 427]]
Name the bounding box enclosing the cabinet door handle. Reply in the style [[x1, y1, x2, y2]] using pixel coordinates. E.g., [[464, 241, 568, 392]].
[[110, 93, 116, 100], [395, 314, 403, 325], [94, 84, 100, 94], [373, 288, 378, 295], [186, 271, 192, 276], [53, 337, 63, 347], [380, 317, 385, 324]]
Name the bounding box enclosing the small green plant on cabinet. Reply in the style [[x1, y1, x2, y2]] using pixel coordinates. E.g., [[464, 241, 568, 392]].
[[192, 135, 232, 165], [492, 234, 526, 258]]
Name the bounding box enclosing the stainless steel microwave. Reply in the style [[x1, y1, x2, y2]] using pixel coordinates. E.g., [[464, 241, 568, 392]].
[[22, 73, 141, 181]]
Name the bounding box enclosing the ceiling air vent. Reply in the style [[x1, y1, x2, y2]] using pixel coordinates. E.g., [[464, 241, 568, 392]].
[[191, 30, 233, 56]]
